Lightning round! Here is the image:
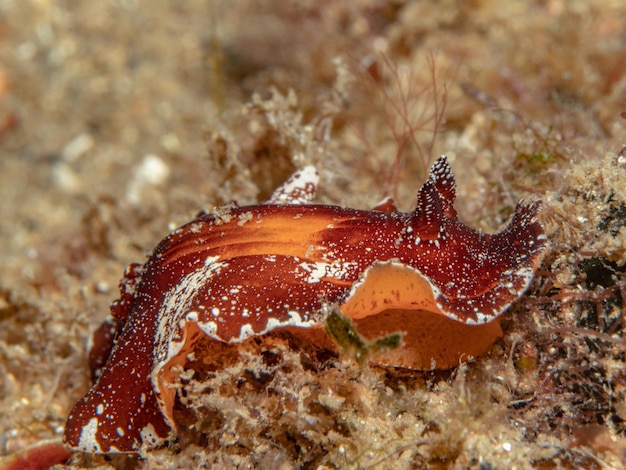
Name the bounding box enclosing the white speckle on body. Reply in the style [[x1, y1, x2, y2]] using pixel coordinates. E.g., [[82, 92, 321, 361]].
[[77, 417, 101, 453]]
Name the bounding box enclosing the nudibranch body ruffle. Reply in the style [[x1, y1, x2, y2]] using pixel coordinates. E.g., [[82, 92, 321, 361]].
[[64, 156, 546, 453]]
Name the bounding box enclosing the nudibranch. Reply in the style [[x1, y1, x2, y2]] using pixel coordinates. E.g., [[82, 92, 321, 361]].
[[64, 156, 545, 453]]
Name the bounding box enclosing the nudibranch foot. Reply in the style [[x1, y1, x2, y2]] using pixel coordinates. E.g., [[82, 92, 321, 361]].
[[64, 155, 545, 453]]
